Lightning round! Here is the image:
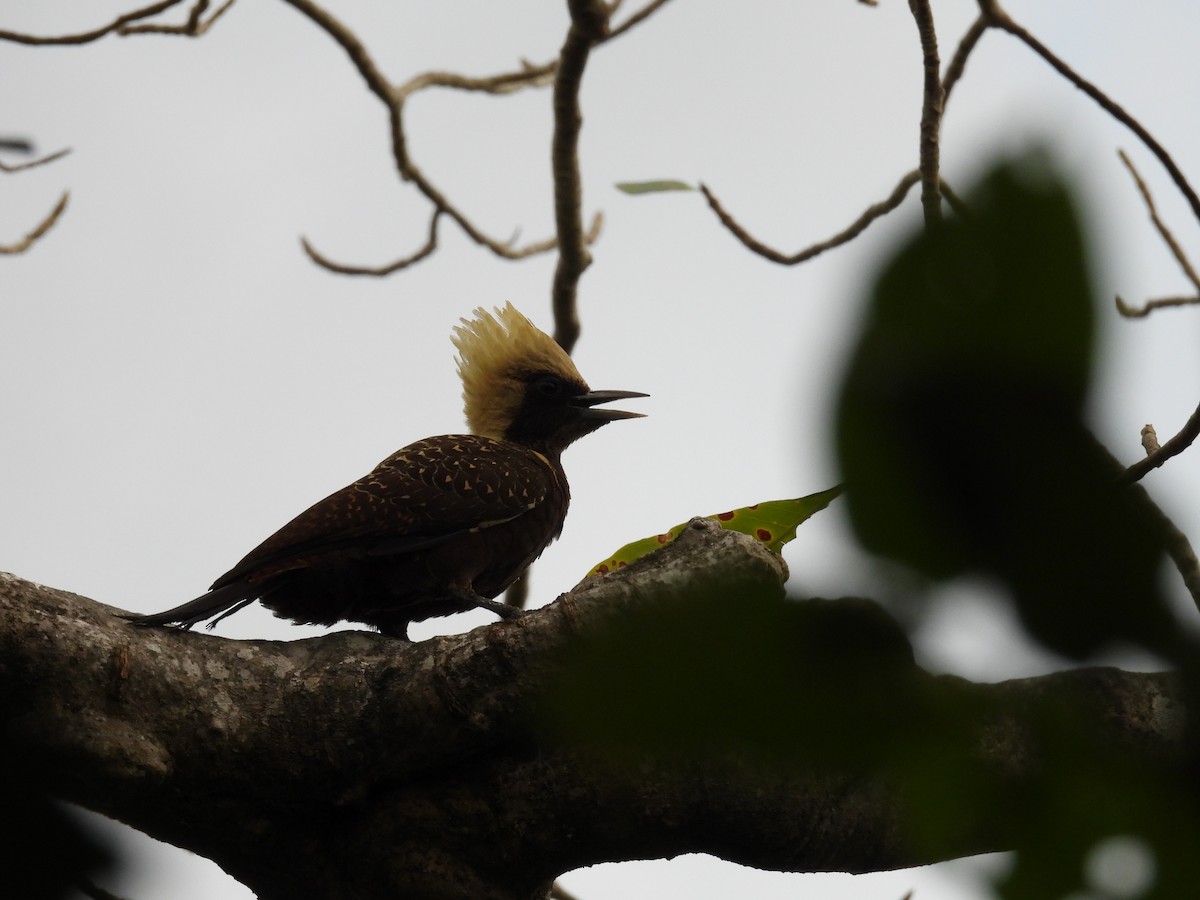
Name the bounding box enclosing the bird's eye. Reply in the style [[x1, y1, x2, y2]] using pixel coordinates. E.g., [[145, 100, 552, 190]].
[[535, 376, 563, 398]]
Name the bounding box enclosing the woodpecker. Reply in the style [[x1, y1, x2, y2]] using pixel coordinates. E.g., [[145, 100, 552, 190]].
[[124, 303, 645, 639]]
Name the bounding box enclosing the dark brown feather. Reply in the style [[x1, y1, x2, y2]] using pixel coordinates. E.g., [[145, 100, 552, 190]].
[[123, 304, 643, 638], [128, 435, 569, 638]]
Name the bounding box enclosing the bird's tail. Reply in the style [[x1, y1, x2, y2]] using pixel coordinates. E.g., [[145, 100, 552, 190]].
[[120, 581, 259, 631]]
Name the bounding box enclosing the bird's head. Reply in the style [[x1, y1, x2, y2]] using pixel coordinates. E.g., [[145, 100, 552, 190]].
[[452, 303, 646, 455]]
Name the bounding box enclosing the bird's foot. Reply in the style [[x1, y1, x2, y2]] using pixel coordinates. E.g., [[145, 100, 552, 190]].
[[445, 586, 527, 621]]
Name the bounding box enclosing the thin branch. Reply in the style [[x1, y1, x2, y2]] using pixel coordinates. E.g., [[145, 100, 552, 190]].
[[0, 0, 646, 287], [939, 179, 969, 218], [278, 0, 393, 105], [301, 210, 443, 276], [118, 0, 238, 37], [1115, 295, 1200, 318], [280, 0, 594, 273], [0, 147, 71, 174], [604, 0, 676, 43], [393, 61, 558, 103], [699, 170, 927, 266], [1122, 401, 1200, 486], [1160, 512, 1200, 616], [1117, 150, 1200, 292], [979, 0, 1200, 229], [1121, 424, 1200, 613], [1141, 424, 1162, 457], [907, 0, 945, 227], [549, 0, 611, 354], [1113, 149, 1200, 318], [0, 192, 69, 255], [941, 15, 987, 107], [0, 0, 188, 44]]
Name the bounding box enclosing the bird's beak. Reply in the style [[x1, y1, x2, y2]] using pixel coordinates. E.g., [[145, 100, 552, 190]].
[[572, 389, 649, 422]]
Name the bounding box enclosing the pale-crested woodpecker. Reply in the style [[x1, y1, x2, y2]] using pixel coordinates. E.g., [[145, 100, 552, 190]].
[[124, 303, 645, 639]]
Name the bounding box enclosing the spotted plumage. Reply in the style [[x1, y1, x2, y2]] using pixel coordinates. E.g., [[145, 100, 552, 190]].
[[124, 304, 645, 639]]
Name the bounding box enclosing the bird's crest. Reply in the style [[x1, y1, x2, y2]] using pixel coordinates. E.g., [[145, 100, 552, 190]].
[[452, 303, 586, 440]]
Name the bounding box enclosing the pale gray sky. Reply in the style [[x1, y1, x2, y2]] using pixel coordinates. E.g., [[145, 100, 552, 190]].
[[4, 2, 1200, 898]]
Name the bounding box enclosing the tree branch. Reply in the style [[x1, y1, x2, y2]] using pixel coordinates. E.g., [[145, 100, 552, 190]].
[[0, 146, 71, 173], [907, 0, 944, 227], [700, 172, 923, 266], [978, 0, 1200, 230], [1122, 401, 1200, 485], [0, 191, 70, 255], [301, 209, 443, 276], [0, 0, 201, 44], [116, 0, 237, 37], [549, 0, 610, 354], [1, 520, 1188, 899], [940, 14, 987, 107], [1114, 149, 1200, 317]]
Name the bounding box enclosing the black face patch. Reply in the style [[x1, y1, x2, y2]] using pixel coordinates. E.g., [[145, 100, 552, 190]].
[[504, 371, 591, 448]]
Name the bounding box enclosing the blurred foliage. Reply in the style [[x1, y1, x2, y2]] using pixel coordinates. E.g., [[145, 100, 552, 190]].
[[836, 156, 1182, 663], [836, 155, 1200, 898], [587, 486, 842, 577], [547, 155, 1200, 899], [1, 749, 119, 899], [541, 587, 921, 767]]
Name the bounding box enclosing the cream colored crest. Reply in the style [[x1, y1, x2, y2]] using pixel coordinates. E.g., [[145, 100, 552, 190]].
[[451, 303, 587, 440]]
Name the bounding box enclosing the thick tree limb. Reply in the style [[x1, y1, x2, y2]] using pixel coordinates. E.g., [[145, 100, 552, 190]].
[[0, 520, 1187, 899]]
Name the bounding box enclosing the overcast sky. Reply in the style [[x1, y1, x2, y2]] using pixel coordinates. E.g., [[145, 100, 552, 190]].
[[5, 2, 1200, 898]]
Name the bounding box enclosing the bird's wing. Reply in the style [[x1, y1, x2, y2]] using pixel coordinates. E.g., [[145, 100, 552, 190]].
[[212, 435, 560, 587]]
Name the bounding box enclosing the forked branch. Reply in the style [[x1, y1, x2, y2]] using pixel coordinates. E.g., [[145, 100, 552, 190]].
[[0, 0, 220, 44], [977, 0, 1200, 228], [1113, 150, 1200, 318]]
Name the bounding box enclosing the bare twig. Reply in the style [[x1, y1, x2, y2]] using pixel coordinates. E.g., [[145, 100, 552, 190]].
[[0, 147, 71, 174], [699, 170, 932, 266], [393, 61, 558, 103], [1141, 424, 1162, 457], [301, 210, 443, 276], [277, 0, 610, 275], [1113, 149, 1200, 317], [1115, 295, 1200, 318], [279, 0, 392, 104], [0, 192, 70, 254], [907, 0, 945, 227], [1160, 511, 1200, 616], [1122, 401, 1200, 485], [1121, 425, 1200, 613], [979, 0, 1200, 230], [119, 0, 237, 37], [1, 0, 659, 290], [941, 15, 987, 107], [605, 0, 676, 42], [0, 0, 188, 44], [1117, 150, 1200, 291], [549, 0, 611, 354]]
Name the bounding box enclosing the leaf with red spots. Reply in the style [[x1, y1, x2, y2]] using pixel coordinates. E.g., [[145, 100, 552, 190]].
[[586, 486, 843, 577]]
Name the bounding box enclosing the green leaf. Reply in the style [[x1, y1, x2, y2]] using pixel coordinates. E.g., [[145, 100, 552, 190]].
[[587, 486, 842, 577], [615, 179, 696, 195]]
